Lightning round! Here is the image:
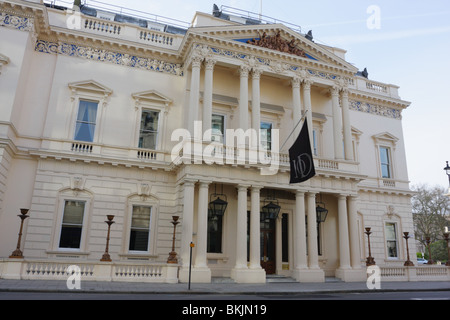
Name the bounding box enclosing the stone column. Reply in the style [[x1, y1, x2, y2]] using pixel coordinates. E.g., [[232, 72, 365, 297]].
[[331, 86, 344, 160], [202, 59, 216, 135], [348, 195, 361, 269], [239, 65, 250, 133], [306, 192, 319, 269], [251, 68, 262, 149], [231, 185, 265, 283], [337, 195, 351, 270], [304, 192, 325, 282], [341, 89, 353, 161], [193, 181, 211, 282], [249, 186, 262, 269], [179, 179, 196, 282], [302, 79, 314, 150], [188, 56, 203, 135], [233, 185, 249, 270], [293, 191, 308, 280], [292, 77, 302, 139]]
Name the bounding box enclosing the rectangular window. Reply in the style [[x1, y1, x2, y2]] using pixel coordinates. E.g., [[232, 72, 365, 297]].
[[129, 205, 152, 252], [385, 222, 398, 258], [139, 110, 159, 150], [312, 129, 318, 156], [260, 122, 272, 151], [380, 147, 391, 178], [207, 209, 223, 253], [59, 200, 85, 249], [211, 114, 225, 143], [282, 213, 289, 263], [74, 100, 98, 142]]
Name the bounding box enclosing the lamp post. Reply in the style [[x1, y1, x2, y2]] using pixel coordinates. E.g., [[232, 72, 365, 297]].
[[167, 216, 180, 264], [9, 209, 30, 259], [365, 227, 376, 266], [100, 215, 115, 262], [444, 232, 450, 267], [403, 232, 414, 266], [425, 236, 434, 265], [444, 161, 450, 197]]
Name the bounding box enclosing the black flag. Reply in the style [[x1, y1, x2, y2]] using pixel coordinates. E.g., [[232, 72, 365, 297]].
[[289, 117, 316, 184]]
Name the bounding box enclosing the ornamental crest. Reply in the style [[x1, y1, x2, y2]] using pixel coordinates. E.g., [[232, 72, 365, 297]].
[[247, 31, 307, 58]]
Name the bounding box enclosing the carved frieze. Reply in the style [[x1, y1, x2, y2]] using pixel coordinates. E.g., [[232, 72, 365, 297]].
[[35, 39, 184, 76], [247, 31, 308, 58]]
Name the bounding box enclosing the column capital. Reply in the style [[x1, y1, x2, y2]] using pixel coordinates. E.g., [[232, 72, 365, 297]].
[[190, 54, 204, 68], [183, 178, 197, 187], [252, 68, 263, 79], [341, 88, 349, 98], [303, 78, 313, 88], [204, 58, 217, 70], [337, 194, 349, 201], [236, 184, 250, 192], [330, 85, 340, 96], [251, 185, 263, 192], [198, 180, 212, 187], [291, 76, 302, 88], [307, 191, 318, 197], [239, 64, 251, 77]]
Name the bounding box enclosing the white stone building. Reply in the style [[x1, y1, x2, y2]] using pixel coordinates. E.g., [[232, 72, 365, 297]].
[[1, 0, 435, 284]]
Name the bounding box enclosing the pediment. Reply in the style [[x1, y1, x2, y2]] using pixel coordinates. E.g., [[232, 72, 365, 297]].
[[190, 24, 357, 73], [68, 80, 112, 96], [372, 132, 399, 145], [132, 90, 172, 105]]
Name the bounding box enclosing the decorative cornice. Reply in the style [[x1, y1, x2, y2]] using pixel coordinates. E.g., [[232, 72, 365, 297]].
[[0, 11, 34, 31], [349, 99, 403, 120], [35, 39, 184, 77]]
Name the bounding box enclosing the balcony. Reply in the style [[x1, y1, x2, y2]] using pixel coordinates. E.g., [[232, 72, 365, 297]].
[[35, 139, 169, 169], [46, 5, 186, 51], [348, 77, 401, 100], [173, 139, 360, 175]]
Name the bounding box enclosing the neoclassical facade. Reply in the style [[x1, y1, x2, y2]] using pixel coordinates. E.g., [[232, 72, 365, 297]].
[[0, 0, 420, 283]]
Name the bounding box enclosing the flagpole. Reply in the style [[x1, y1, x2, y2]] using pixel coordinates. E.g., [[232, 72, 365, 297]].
[[280, 110, 309, 152]]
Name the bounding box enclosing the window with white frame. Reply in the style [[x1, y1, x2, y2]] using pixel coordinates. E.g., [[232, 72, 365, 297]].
[[312, 129, 318, 156], [379, 146, 392, 178], [260, 122, 272, 151], [68, 81, 112, 144], [132, 91, 171, 151], [385, 222, 399, 258], [59, 200, 86, 249], [74, 100, 99, 142], [372, 132, 398, 180], [211, 114, 225, 143], [138, 110, 160, 150], [129, 205, 152, 252]]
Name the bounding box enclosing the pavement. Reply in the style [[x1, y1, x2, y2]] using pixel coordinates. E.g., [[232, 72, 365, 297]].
[[0, 277, 449, 296]]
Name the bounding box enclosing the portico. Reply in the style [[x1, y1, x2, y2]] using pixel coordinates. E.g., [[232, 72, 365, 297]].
[[176, 150, 366, 282]]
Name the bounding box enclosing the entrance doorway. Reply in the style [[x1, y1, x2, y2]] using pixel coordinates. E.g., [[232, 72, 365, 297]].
[[260, 217, 276, 274]]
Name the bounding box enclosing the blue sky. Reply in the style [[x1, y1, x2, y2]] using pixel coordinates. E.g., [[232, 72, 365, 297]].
[[53, 0, 450, 189]]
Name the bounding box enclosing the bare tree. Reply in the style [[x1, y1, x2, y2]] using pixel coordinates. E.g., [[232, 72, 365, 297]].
[[412, 185, 450, 251]]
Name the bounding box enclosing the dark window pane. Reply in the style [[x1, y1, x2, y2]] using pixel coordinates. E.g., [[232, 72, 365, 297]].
[[59, 225, 83, 249]]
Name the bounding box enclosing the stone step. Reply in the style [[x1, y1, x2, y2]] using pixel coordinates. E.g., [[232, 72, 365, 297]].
[[266, 275, 297, 283], [211, 277, 236, 284]]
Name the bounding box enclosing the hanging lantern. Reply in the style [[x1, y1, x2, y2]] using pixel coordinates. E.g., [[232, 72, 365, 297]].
[[261, 200, 281, 220], [315, 202, 328, 224], [208, 184, 228, 216]]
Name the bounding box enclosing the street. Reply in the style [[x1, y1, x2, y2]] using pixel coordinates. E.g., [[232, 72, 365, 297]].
[[0, 290, 449, 300]]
